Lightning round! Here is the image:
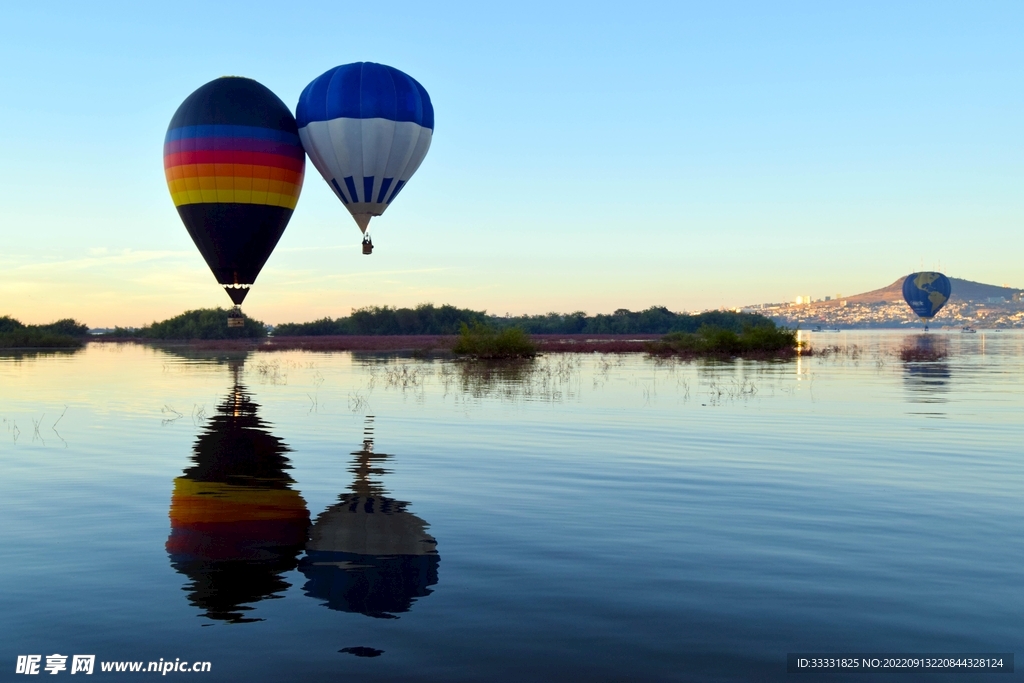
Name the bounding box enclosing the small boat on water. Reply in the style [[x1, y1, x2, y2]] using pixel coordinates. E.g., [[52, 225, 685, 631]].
[[811, 325, 841, 333], [961, 326, 977, 334]]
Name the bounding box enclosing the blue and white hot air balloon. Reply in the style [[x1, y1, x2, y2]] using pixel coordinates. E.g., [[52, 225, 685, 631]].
[[296, 62, 433, 253]]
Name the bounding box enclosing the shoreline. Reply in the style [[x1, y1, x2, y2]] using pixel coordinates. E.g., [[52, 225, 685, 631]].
[[87, 334, 665, 353]]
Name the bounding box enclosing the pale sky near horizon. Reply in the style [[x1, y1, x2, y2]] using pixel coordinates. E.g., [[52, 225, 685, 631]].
[[1, 1, 1021, 326]]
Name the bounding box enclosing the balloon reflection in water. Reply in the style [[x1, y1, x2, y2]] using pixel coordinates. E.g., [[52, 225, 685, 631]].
[[166, 369, 310, 623], [300, 417, 439, 619], [900, 335, 951, 406]]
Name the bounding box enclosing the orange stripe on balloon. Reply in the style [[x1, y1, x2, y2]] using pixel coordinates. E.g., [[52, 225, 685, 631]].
[[166, 163, 303, 186]]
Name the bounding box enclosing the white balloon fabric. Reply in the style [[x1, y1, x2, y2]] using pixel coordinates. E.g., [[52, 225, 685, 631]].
[[295, 63, 434, 234]]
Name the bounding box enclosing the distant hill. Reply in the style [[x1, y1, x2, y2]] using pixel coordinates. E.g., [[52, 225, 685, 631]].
[[841, 277, 1022, 304]]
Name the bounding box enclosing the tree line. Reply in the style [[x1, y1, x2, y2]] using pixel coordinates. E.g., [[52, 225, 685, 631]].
[[4, 305, 779, 344], [273, 304, 774, 336], [0, 316, 90, 348]]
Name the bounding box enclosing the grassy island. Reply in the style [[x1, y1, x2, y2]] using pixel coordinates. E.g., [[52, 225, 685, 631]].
[[645, 323, 800, 358]]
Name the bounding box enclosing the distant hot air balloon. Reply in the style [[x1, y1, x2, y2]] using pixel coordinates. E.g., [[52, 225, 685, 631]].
[[295, 62, 434, 254], [902, 272, 952, 327], [164, 77, 304, 313]]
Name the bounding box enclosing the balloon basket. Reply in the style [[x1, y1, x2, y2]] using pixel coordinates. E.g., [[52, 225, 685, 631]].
[[227, 307, 244, 328], [362, 240, 373, 255]]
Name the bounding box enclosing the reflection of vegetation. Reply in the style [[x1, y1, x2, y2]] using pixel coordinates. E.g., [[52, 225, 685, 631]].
[[646, 324, 799, 357], [104, 309, 267, 340], [443, 357, 581, 402], [0, 316, 88, 348], [152, 346, 249, 365], [0, 348, 81, 360], [452, 323, 537, 359]]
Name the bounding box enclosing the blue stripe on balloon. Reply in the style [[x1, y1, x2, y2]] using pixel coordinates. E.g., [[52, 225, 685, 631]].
[[387, 180, 405, 204], [376, 178, 393, 203], [165, 125, 300, 146], [363, 177, 374, 205], [296, 62, 433, 130], [330, 178, 349, 205], [344, 176, 359, 203], [163, 137, 303, 157]]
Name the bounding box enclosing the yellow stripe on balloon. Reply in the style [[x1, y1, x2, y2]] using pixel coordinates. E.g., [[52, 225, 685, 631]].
[[170, 189, 300, 209], [168, 177, 300, 196]]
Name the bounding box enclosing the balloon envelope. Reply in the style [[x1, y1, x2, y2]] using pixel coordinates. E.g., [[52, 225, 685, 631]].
[[902, 272, 952, 319], [165, 77, 305, 304], [295, 62, 433, 234]]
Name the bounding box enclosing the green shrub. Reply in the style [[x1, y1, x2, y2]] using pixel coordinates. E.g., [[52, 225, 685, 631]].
[[0, 316, 26, 334], [37, 318, 90, 337], [452, 323, 537, 359]]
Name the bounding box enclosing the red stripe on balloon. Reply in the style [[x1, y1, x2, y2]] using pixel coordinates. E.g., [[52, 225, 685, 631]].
[[164, 150, 304, 173]]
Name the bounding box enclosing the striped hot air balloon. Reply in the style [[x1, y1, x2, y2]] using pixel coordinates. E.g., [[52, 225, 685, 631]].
[[295, 63, 433, 253], [164, 77, 305, 306]]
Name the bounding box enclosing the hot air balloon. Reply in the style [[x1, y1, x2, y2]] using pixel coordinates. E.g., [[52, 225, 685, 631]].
[[295, 63, 434, 254], [164, 77, 304, 320], [902, 272, 952, 330]]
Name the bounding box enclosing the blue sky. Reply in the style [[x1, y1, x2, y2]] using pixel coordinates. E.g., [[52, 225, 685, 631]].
[[0, 1, 1020, 325]]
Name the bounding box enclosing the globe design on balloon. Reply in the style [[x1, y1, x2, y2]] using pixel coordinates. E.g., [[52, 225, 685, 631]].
[[164, 77, 305, 305], [295, 63, 434, 241], [901, 272, 952, 319]]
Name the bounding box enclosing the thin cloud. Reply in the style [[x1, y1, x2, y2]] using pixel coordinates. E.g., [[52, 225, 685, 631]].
[[13, 249, 191, 272]]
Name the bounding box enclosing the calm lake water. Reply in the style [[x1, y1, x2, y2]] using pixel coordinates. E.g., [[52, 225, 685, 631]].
[[1, 331, 1022, 681]]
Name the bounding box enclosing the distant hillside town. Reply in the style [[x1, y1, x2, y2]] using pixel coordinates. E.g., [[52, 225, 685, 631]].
[[742, 277, 1024, 329]]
